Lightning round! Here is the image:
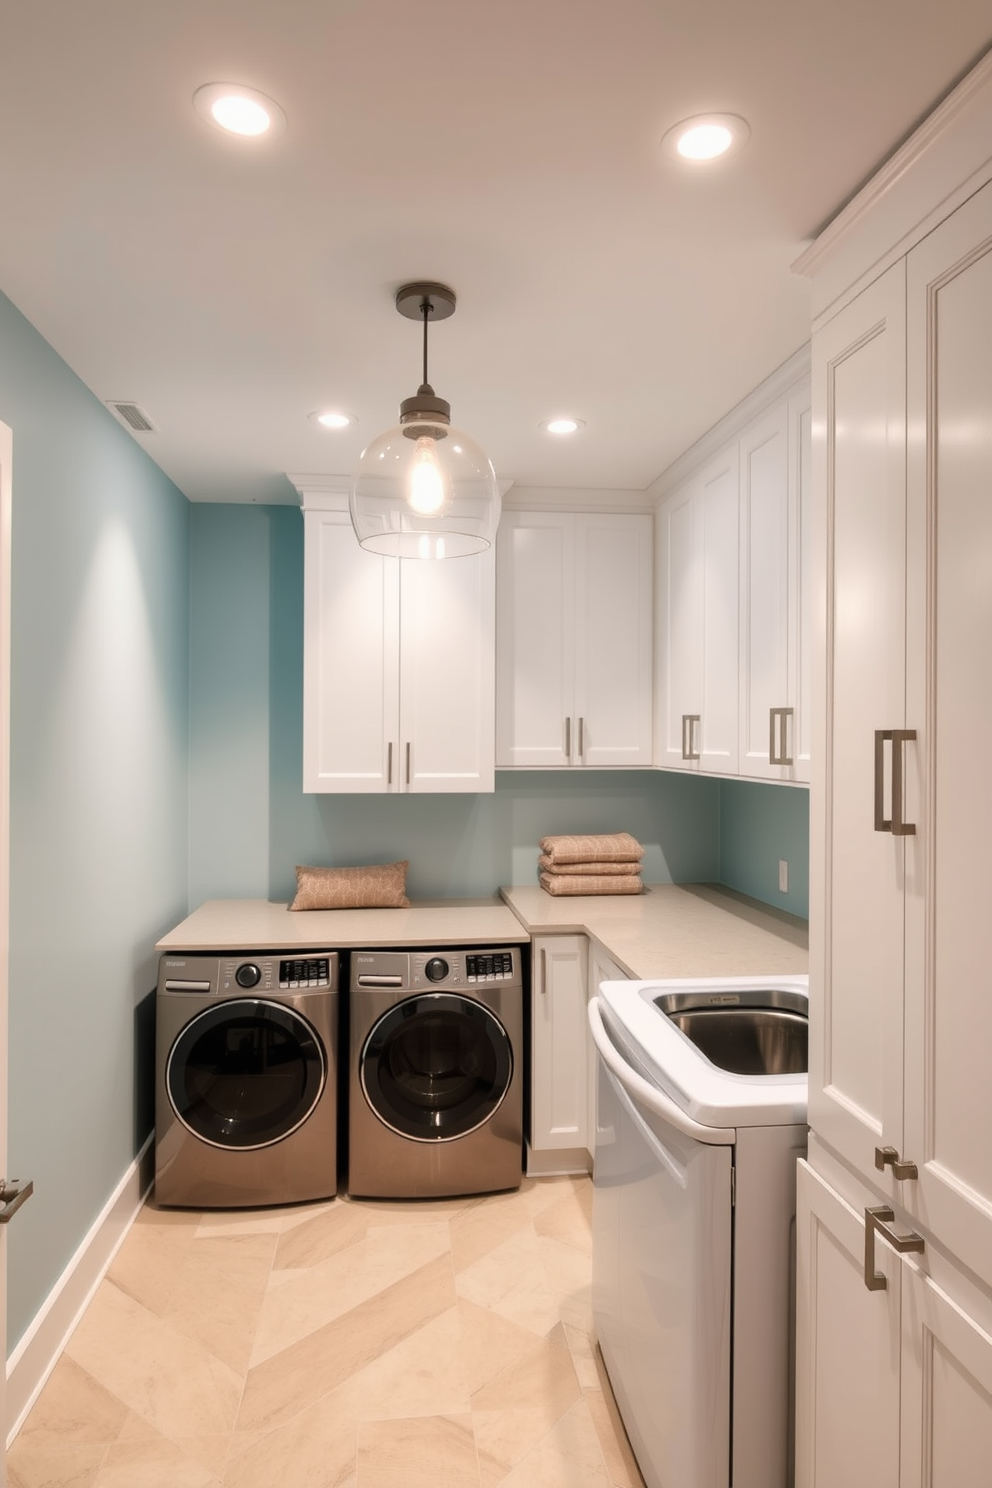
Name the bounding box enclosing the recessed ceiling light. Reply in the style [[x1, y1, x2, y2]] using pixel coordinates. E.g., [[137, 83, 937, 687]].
[[541, 417, 585, 436], [193, 83, 287, 139], [310, 410, 355, 430], [661, 113, 749, 163]]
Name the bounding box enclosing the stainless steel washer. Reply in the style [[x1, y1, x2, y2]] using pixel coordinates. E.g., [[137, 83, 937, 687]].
[[155, 951, 339, 1208], [348, 946, 524, 1199]]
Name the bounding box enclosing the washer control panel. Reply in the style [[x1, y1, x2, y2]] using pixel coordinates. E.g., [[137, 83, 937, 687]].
[[159, 952, 339, 996]]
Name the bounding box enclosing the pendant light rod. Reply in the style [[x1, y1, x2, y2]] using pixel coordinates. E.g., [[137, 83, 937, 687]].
[[421, 296, 430, 389]]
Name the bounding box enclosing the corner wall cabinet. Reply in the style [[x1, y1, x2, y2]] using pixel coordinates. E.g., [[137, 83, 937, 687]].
[[796, 60, 992, 1485], [302, 501, 495, 793], [654, 365, 811, 782], [496, 510, 653, 769]]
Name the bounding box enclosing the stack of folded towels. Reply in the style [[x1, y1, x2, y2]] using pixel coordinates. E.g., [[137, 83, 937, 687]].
[[538, 832, 645, 896]]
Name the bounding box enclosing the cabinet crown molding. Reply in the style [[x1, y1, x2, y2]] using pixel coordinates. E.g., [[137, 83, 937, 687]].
[[794, 47, 992, 320], [648, 346, 811, 503]]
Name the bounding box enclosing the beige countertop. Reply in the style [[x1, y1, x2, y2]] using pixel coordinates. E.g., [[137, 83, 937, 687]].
[[499, 883, 808, 981], [156, 896, 530, 952], [156, 885, 808, 981]]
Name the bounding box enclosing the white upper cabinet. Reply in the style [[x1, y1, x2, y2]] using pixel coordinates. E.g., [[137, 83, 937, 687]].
[[303, 502, 494, 793], [656, 448, 739, 773], [496, 510, 653, 769], [738, 386, 812, 782], [654, 356, 810, 782]]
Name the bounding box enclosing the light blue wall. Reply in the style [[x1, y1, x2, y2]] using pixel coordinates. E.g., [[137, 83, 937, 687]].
[[188, 504, 805, 911], [719, 777, 809, 917], [0, 291, 190, 1351]]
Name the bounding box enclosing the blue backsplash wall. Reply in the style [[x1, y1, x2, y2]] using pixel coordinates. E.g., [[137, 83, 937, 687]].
[[188, 503, 809, 916]]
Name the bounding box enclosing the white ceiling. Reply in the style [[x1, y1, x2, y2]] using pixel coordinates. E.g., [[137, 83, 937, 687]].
[[2, 2, 990, 505]]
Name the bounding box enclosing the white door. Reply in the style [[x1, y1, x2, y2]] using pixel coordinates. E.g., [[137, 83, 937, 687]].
[[1, 421, 14, 1477], [495, 511, 574, 768], [573, 513, 653, 767], [809, 262, 909, 1180], [656, 479, 702, 768], [795, 1162, 901, 1488], [302, 507, 398, 793], [903, 179, 992, 1294], [399, 547, 495, 792]]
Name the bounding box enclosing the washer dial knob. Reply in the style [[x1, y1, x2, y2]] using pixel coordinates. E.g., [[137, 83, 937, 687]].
[[425, 956, 449, 983], [235, 962, 262, 989]]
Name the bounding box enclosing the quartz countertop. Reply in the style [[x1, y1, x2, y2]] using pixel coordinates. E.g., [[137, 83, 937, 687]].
[[156, 897, 530, 952], [499, 882, 808, 981]]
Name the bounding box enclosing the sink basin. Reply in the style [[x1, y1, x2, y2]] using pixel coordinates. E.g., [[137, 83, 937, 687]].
[[652, 988, 808, 1076]]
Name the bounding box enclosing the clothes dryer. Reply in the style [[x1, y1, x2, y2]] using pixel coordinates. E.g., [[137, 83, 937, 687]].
[[155, 951, 339, 1208], [348, 946, 524, 1198]]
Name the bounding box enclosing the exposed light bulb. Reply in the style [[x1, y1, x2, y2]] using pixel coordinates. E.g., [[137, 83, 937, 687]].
[[408, 435, 446, 514]]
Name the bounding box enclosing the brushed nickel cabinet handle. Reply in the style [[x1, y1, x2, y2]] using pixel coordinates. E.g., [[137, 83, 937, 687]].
[[875, 1145, 919, 1181], [682, 714, 701, 761], [405, 742, 411, 786], [769, 707, 794, 766], [387, 741, 393, 785], [539, 946, 547, 992], [565, 716, 572, 761], [874, 730, 918, 835], [0, 1178, 34, 1225], [864, 1205, 925, 1292], [578, 716, 585, 759]]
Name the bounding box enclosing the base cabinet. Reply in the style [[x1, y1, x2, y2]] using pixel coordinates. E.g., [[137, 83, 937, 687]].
[[796, 1160, 992, 1488], [528, 935, 627, 1176], [528, 935, 589, 1173]]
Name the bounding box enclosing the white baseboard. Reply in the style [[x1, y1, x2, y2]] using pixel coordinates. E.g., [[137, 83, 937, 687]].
[[525, 1144, 591, 1178], [6, 1135, 154, 1446]]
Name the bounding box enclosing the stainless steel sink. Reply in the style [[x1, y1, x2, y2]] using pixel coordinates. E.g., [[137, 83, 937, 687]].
[[652, 987, 808, 1076]]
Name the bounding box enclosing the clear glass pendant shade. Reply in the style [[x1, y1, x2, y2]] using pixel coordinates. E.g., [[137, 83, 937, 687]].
[[350, 418, 501, 559]]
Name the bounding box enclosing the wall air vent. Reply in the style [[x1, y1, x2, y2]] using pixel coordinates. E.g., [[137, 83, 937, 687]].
[[106, 400, 156, 433]]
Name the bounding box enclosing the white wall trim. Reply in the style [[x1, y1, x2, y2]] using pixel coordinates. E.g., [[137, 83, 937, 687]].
[[6, 1136, 154, 1446]]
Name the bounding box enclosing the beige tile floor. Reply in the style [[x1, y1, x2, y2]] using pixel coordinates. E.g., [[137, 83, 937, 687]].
[[8, 1175, 646, 1488]]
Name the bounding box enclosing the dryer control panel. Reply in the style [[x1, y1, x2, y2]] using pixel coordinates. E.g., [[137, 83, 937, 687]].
[[352, 947, 523, 992]]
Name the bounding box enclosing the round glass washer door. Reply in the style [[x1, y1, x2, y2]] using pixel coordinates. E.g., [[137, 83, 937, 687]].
[[167, 998, 326, 1151], [360, 993, 513, 1142]]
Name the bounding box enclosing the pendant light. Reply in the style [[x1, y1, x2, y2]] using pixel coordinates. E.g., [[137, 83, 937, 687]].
[[349, 282, 501, 559]]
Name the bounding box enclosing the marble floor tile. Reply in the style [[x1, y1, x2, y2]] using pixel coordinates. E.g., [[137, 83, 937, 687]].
[[356, 1414, 480, 1488], [9, 1175, 644, 1488]]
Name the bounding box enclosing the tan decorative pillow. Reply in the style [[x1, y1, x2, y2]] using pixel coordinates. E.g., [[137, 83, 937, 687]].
[[289, 862, 410, 911]]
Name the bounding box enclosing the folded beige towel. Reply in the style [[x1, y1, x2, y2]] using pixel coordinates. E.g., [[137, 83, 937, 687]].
[[538, 855, 641, 876], [539, 832, 644, 866], [539, 872, 643, 897]]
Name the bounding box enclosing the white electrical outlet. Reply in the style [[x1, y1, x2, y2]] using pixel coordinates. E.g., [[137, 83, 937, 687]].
[[778, 859, 789, 893]]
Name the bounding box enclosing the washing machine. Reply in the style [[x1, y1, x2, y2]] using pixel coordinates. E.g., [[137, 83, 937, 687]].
[[155, 950, 339, 1208], [348, 946, 525, 1199]]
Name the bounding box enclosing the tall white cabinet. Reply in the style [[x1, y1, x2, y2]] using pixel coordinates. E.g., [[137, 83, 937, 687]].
[[302, 497, 495, 793], [796, 55, 992, 1486]]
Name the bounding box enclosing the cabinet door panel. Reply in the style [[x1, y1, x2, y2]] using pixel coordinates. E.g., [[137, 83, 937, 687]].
[[656, 483, 702, 768], [795, 1162, 901, 1488], [902, 1264, 992, 1488], [740, 405, 791, 778], [574, 514, 653, 767], [530, 936, 589, 1154], [303, 509, 397, 792], [399, 549, 495, 792], [699, 450, 739, 774], [810, 264, 907, 1174], [904, 180, 992, 1290], [495, 513, 574, 767]]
